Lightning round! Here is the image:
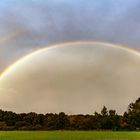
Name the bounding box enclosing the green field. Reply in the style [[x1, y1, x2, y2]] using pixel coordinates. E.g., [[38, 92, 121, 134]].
[[0, 131, 140, 140]]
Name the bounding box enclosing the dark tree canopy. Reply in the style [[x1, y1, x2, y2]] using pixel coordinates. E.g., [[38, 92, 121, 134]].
[[0, 98, 139, 131]]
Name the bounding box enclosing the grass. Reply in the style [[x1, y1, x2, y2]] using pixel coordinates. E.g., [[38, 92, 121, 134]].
[[0, 131, 139, 140]]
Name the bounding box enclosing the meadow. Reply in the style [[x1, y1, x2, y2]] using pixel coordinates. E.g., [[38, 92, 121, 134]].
[[0, 131, 140, 140]]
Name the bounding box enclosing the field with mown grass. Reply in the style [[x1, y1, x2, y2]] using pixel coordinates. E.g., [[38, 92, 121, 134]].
[[0, 131, 140, 140]]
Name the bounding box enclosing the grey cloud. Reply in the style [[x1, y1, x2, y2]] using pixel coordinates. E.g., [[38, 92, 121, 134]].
[[1, 0, 140, 73]]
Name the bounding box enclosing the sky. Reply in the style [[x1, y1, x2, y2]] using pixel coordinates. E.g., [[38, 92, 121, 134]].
[[0, 0, 140, 114], [1, 0, 140, 72]]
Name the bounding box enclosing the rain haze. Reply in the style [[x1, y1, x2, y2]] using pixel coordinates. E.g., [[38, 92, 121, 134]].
[[0, 43, 140, 114]]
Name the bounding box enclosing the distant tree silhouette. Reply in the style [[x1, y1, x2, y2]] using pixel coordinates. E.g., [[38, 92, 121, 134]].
[[0, 97, 139, 131], [55, 112, 69, 130]]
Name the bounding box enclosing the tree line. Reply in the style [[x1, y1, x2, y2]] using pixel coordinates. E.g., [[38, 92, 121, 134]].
[[0, 98, 139, 131]]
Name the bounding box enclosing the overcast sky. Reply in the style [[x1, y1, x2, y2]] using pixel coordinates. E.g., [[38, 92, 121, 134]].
[[0, 43, 140, 114], [1, 0, 140, 72], [0, 1, 140, 114]]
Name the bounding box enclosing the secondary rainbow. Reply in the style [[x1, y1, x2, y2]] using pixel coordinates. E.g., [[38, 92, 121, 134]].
[[0, 41, 140, 81]]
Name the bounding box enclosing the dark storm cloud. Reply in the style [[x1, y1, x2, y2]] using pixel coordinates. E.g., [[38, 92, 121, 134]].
[[1, 0, 140, 72]]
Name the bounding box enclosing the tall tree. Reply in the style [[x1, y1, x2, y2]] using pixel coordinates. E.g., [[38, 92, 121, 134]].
[[127, 98, 140, 130]]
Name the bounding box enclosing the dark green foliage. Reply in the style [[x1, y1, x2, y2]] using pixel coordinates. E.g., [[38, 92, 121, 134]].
[[0, 98, 139, 131], [125, 98, 140, 130], [54, 112, 69, 130]]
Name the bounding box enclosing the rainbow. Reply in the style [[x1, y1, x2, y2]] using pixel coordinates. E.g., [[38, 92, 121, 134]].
[[0, 41, 140, 81]]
